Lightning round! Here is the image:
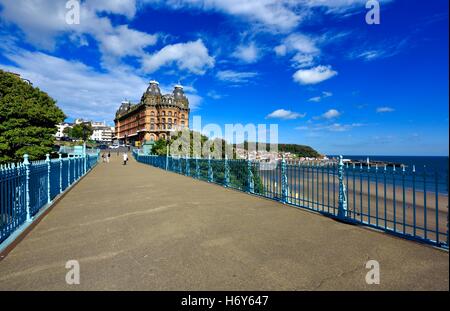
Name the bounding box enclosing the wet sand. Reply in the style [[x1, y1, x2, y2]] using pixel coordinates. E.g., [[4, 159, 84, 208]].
[[259, 169, 448, 244]]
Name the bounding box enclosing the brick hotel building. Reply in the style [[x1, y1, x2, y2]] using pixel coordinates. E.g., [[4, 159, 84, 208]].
[[114, 81, 190, 145]]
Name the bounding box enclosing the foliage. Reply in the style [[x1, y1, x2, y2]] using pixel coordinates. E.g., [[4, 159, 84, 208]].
[[151, 129, 233, 158], [0, 70, 65, 163], [65, 123, 93, 141], [276, 144, 321, 158], [235, 141, 321, 158]]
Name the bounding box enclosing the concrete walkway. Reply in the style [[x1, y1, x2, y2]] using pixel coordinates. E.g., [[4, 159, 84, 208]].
[[0, 154, 448, 290]]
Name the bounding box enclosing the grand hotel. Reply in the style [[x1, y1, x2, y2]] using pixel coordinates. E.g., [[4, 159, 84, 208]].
[[114, 81, 190, 145]]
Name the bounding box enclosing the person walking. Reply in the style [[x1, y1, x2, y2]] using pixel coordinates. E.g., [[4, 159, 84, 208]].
[[107, 151, 111, 163], [102, 153, 106, 163], [123, 152, 128, 165]]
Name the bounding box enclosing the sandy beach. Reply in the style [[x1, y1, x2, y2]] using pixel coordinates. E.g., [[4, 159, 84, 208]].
[[259, 168, 448, 244]]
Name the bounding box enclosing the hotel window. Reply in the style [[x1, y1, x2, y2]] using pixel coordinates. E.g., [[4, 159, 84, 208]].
[[150, 124, 154, 130], [150, 118, 155, 123], [174, 112, 178, 117], [161, 111, 165, 116], [150, 111, 155, 116], [168, 118, 172, 124], [168, 111, 172, 116], [181, 114, 185, 119]]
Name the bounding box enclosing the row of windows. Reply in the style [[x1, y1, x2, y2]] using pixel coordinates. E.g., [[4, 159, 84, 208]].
[[150, 118, 186, 124], [149, 111, 186, 118], [150, 124, 187, 130], [119, 120, 186, 133]]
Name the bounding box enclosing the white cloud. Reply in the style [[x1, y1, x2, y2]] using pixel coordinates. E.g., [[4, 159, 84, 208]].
[[376, 107, 395, 113], [153, 82, 203, 111], [308, 91, 332, 102], [266, 109, 306, 120], [275, 33, 320, 68], [185, 93, 203, 111], [291, 53, 315, 68], [296, 122, 364, 132], [283, 33, 319, 54], [232, 43, 260, 63], [308, 96, 322, 103], [0, 47, 206, 120], [0, 0, 158, 67], [141, 39, 214, 74], [216, 70, 258, 84], [86, 0, 137, 19], [325, 123, 360, 132], [98, 25, 158, 58], [322, 109, 341, 119], [293, 65, 337, 85], [0, 48, 148, 121], [150, 0, 303, 32], [274, 44, 287, 56], [207, 90, 223, 99], [147, 0, 381, 32]]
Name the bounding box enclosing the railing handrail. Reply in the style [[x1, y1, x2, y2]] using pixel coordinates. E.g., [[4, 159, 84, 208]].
[[0, 152, 100, 245], [134, 152, 449, 250]]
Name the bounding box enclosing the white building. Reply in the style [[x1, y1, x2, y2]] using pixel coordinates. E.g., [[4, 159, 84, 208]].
[[55, 122, 73, 140], [90, 121, 114, 143], [55, 120, 113, 142]]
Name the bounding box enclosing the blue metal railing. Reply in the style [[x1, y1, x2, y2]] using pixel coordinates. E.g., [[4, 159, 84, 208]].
[[134, 151, 449, 250], [0, 152, 100, 244]]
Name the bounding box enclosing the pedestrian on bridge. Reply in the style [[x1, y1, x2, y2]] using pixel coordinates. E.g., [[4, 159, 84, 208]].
[[123, 152, 128, 165]]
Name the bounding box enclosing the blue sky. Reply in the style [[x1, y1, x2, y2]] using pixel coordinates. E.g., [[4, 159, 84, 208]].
[[0, 0, 448, 156]]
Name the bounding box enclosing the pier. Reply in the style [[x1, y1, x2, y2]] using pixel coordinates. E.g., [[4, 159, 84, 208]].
[[0, 155, 448, 290]]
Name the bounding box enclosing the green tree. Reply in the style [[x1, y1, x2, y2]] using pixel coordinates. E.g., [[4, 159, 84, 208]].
[[66, 123, 93, 141], [0, 70, 65, 163], [152, 137, 169, 156]]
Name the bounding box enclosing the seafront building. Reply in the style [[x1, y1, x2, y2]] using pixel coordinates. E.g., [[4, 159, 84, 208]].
[[55, 122, 73, 140], [114, 80, 190, 146], [90, 121, 114, 143], [55, 120, 114, 143]]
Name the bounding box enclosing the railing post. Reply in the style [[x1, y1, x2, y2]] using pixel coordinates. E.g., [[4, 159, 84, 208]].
[[247, 157, 254, 194], [84, 154, 87, 174], [46, 154, 51, 204], [68, 156, 71, 186], [195, 157, 200, 179], [281, 155, 288, 204], [224, 155, 230, 187], [338, 155, 348, 220], [208, 156, 213, 182], [58, 153, 62, 193], [23, 154, 31, 222], [185, 155, 190, 177], [165, 148, 169, 171]]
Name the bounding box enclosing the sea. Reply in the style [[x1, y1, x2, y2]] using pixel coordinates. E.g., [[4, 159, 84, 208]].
[[328, 155, 449, 194]]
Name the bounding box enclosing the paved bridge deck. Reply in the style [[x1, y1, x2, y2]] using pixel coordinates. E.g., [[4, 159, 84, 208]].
[[0, 154, 448, 290]]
